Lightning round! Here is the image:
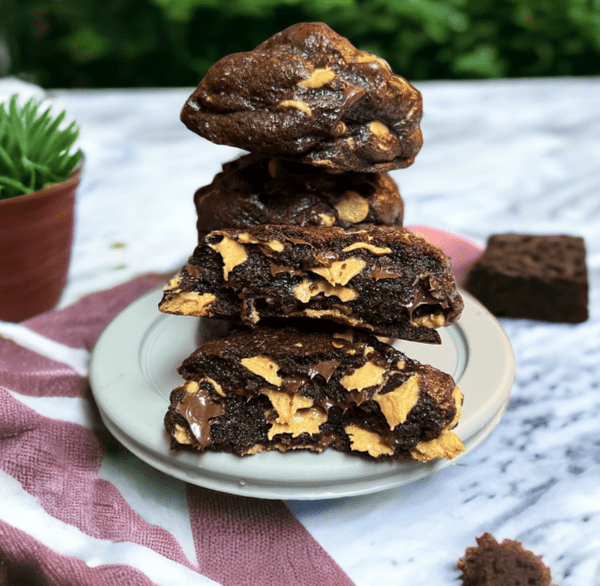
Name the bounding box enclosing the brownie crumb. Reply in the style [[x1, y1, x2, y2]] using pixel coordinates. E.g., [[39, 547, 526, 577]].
[[457, 533, 556, 586], [464, 233, 588, 323]]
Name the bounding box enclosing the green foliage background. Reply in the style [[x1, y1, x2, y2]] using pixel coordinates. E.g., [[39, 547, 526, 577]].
[[1, 0, 599, 88]]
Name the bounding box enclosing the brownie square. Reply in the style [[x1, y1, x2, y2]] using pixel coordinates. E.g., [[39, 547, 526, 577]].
[[464, 234, 588, 323]]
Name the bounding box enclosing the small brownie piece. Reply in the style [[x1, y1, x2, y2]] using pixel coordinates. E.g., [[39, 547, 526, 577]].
[[195, 154, 404, 240], [164, 325, 465, 461], [457, 533, 555, 586], [159, 224, 463, 343], [181, 22, 423, 173], [464, 234, 588, 323]]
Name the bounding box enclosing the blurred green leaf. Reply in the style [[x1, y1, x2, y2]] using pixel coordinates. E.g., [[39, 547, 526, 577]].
[[2, 0, 599, 88], [61, 27, 111, 63], [453, 43, 506, 77]]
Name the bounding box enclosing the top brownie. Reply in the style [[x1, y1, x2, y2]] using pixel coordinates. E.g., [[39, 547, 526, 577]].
[[181, 22, 423, 173]]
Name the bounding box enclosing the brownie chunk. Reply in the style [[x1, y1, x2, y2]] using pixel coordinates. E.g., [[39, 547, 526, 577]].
[[457, 533, 555, 586], [164, 326, 465, 461], [195, 154, 404, 239], [159, 224, 463, 343], [181, 22, 423, 173], [464, 234, 588, 323]]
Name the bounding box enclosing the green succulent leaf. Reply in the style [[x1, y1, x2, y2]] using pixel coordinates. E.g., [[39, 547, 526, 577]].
[[0, 94, 83, 200], [0, 174, 32, 195]]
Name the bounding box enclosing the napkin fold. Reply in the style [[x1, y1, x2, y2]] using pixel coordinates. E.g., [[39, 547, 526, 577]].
[[0, 275, 356, 586]]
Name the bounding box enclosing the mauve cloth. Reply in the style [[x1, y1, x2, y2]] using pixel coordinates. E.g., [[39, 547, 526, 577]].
[[0, 274, 356, 586]]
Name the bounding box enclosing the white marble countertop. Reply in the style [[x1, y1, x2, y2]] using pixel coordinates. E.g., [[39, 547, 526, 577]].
[[46, 78, 600, 584]]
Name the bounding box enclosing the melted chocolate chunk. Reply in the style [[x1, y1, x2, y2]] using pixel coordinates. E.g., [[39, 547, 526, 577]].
[[175, 385, 226, 449]]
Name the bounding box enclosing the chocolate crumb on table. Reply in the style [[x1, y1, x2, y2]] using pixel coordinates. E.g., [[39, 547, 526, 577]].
[[457, 533, 556, 586], [164, 325, 465, 461], [159, 224, 463, 343], [463, 233, 588, 323]]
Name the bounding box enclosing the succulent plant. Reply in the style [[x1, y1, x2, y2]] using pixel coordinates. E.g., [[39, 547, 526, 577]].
[[0, 94, 83, 200]]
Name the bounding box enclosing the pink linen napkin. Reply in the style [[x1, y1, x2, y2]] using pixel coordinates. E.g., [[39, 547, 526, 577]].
[[0, 275, 355, 586]]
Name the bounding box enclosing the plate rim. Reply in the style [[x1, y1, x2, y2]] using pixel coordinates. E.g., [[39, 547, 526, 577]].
[[90, 288, 514, 500], [90, 287, 514, 500]]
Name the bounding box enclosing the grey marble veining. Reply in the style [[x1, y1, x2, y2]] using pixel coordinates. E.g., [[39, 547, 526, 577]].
[[52, 78, 600, 585]]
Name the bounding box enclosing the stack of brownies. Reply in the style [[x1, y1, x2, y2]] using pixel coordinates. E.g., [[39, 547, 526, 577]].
[[159, 23, 466, 462]]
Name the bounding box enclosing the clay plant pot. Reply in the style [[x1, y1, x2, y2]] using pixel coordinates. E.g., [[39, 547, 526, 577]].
[[0, 160, 83, 322]]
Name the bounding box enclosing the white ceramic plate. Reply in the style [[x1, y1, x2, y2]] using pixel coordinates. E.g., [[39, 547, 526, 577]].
[[90, 286, 514, 500]]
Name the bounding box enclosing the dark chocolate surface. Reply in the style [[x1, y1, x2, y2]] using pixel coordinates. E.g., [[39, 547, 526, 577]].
[[159, 224, 464, 342], [464, 233, 588, 323], [181, 22, 423, 173], [195, 154, 403, 239]]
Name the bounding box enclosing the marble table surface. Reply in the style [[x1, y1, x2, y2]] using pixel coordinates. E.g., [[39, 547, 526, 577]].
[[21, 77, 600, 583]]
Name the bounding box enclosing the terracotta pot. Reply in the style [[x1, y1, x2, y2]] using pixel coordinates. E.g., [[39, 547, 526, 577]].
[[0, 161, 83, 322]]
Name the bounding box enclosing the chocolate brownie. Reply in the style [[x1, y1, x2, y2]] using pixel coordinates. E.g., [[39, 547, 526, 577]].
[[159, 224, 463, 343], [457, 533, 555, 586], [195, 154, 404, 239], [464, 234, 588, 323], [181, 22, 423, 173], [164, 325, 464, 461]]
